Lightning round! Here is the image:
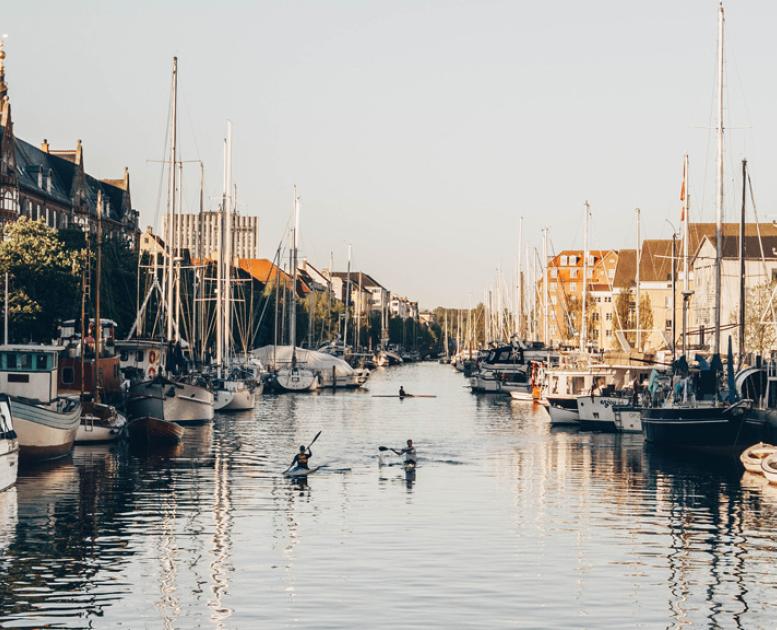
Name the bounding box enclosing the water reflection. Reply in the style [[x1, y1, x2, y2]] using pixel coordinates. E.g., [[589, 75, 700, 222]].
[[1, 366, 777, 626]]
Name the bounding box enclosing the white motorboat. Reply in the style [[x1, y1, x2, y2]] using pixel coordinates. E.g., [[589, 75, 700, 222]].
[[75, 400, 127, 443], [221, 377, 259, 411], [577, 394, 632, 432], [213, 388, 234, 410], [509, 388, 535, 402], [548, 401, 580, 426], [740, 442, 777, 475], [0, 345, 81, 462], [0, 394, 19, 492]]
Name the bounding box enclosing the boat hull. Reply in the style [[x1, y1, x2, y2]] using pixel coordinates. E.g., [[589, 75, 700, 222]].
[[613, 406, 643, 433], [222, 380, 259, 411], [128, 381, 214, 424], [12, 398, 80, 462], [275, 368, 319, 393], [642, 404, 760, 449], [577, 395, 630, 432], [127, 416, 183, 446], [547, 397, 580, 426], [0, 444, 17, 492]]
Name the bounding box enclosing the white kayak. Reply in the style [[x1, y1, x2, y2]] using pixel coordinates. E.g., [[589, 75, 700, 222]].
[[284, 465, 320, 478]]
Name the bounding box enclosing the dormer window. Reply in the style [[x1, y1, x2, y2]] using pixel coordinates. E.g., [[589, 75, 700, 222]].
[[37, 170, 43, 189], [47, 169, 53, 194]]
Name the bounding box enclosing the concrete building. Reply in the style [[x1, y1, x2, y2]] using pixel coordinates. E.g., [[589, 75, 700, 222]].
[[329, 272, 389, 318], [164, 211, 259, 260], [0, 41, 138, 246]]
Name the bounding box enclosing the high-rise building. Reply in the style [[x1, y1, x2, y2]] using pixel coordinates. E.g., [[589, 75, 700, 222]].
[[164, 211, 259, 259]]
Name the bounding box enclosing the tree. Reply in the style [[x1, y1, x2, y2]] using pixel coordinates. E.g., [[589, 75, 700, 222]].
[[740, 282, 777, 356], [613, 284, 653, 351], [0, 217, 81, 342]]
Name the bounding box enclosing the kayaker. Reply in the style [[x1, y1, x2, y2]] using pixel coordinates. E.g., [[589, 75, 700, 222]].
[[393, 439, 416, 465], [399, 386, 407, 398], [289, 445, 312, 470]]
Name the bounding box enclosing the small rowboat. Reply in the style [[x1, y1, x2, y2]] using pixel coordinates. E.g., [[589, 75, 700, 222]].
[[761, 452, 777, 484], [740, 442, 777, 474], [284, 465, 320, 478], [127, 416, 184, 446]]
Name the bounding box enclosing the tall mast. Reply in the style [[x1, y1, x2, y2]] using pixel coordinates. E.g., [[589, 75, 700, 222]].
[[542, 228, 549, 347], [165, 56, 178, 342], [95, 190, 103, 401], [713, 1, 725, 356], [290, 189, 300, 360], [223, 121, 233, 366], [635, 207, 641, 352], [343, 244, 352, 351], [174, 161, 183, 341], [738, 159, 747, 365], [215, 129, 225, 370], [581, 201, 590, 353], [682, 154, 691, 356], [517, 216, 523, 339]]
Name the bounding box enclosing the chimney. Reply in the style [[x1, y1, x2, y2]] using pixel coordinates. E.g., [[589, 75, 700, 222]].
[[40, 138, 50, 153]]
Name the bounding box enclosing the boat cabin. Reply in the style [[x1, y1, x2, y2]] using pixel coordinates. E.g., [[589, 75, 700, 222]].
[[116, 339, 166, 380], [0, 345, 62, 404]]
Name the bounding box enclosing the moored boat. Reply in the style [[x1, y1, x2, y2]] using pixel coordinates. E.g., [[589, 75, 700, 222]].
[[0, 345, 81, 462], [761, 452, 777, 484], [127, 376, 214, 424], [0, 394, 19, 492], [740, 442, 777, 474], [127, 415, 183, 446], [75, 399, 127, 443]]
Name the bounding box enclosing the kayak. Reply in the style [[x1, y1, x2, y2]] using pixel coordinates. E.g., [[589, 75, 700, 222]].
[[404, 461, 416, 472], [284, 465, 320, 478]]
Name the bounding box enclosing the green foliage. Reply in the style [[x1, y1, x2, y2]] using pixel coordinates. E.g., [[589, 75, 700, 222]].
[[0, 217, 82, 342], [742, 282, 777, 356]]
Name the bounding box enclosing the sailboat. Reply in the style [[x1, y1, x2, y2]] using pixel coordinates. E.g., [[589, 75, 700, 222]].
[[209, 121, 260, 411], [274, 191, 319, 393], [640, 4, 760, 449], [125, 57, 214, 425]]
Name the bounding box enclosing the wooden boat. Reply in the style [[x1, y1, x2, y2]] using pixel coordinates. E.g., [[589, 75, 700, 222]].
[[739, 442, 777, 474], [760, 452, 777, 484], [127, 376, 214, 424], [75, 399, 127, 444], [127, 416, 183, 446]]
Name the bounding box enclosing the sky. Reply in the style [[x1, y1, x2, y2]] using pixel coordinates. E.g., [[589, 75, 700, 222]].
[[3, 0, 777, 308]]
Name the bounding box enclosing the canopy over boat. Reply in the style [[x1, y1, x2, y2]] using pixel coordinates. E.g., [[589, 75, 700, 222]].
[[252, 345, 355, 377]]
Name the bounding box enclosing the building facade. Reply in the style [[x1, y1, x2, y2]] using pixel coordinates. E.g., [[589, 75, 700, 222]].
[[0, 42, 138, 245], [164, 211, 259, 260]]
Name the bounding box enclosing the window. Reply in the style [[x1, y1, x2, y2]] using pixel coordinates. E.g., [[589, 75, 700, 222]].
[[569, 268, 578, 279], [568, 255, 578, 265], [36, 354, 47, 370], [120, 350, 129, 361], [608, 269, 615, 279], [665, 319, 672, 330], [560, 255, 568, 266], [61, 366, 75, 385], [136, 350, 145, 362], [606, 313, 612, 321], [606, 330, 612, 337], [569, 283, 577, 293], [8, 374, 29, 383], [550, 268, 558, 278], [6, 353, 16, 369]]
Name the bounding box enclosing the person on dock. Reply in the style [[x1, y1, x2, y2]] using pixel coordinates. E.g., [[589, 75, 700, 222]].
[[290, 445, 312, 470], [393, 439, 416, 466], [399, 386, 407, 398]]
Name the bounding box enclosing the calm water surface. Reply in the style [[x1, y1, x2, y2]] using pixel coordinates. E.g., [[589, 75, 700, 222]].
[[1, 363, 777, 628]]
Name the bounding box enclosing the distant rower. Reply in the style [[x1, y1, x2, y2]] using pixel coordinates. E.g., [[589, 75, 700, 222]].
[[399, 386, 406, 398], [290, 444, 312, 470]]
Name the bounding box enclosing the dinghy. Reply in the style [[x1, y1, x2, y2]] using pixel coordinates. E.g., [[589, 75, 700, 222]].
[[739, 442, 777, 474], [761, 452, 777, 484]]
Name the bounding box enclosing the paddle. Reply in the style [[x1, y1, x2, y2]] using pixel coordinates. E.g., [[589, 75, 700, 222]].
[[378, 445, 401, 455], [284, 430, 323, 475], [371, 395, 437, 398]]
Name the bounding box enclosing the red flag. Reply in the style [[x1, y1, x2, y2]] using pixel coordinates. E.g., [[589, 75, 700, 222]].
[[679, 158, 687, 221]]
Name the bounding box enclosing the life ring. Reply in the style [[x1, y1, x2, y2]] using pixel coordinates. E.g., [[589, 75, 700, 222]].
[[148, 366, 156, 378], [149, 350, 157, 364]]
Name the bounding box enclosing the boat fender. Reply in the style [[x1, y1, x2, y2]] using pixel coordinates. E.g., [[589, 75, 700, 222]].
[[149, 350, 157, 364], [148, 366, 156, 378]]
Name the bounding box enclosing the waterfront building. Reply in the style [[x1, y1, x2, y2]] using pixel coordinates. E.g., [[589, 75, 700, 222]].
[[0, 42, 138, 246], [163, 211, 259, 260], [389, 295, 419, 320], [329, 272, 389, 318]]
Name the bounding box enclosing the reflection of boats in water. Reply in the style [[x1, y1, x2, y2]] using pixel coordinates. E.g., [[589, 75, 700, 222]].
[[0, 486, 18, 551], [0, 394, 19, 491]]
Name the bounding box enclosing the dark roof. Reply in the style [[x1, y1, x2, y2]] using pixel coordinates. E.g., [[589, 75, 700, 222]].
[[613, 249, 636, 289], [639, 239, 675, 282], [330, 271, 385, 290], [700, 235, 777, 260], [13, 137, 127, 222]]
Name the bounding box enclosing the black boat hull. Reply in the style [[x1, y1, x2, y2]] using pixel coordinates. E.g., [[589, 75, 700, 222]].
[[642, 405, 762, 449]]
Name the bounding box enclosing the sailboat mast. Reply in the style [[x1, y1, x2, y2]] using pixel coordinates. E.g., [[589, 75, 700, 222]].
[[95, 191, 103, 400], [224, 121, 233, 367], [713, 1, 725, 356], [635, 207, 641, 352], [215, 132, 225, 371], [542, 228, 549, 346], [290, 190, 300, 355], [343, 245, 351, 351], [581, 201, 590, 353], [517, 216, 523, 339], [682, 154, 691, 357], [165, 56, 178, 342], [738, 159, 747, 365]]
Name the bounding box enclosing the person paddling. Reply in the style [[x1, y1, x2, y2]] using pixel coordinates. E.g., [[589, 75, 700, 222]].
[[399, 386, 407, 398], [290, 444, 312, 470], [392, 439, 416, 466]]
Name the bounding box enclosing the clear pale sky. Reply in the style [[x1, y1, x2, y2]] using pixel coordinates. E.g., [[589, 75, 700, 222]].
[[4, 1, 775, 308]]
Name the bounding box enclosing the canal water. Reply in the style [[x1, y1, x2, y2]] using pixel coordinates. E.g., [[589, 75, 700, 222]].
[[1, 362, 776, 628]]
